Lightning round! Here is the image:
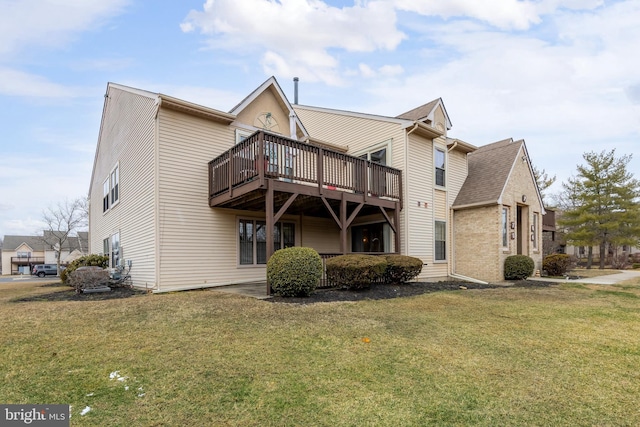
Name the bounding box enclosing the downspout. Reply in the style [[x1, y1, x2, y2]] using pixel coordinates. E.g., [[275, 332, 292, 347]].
[[154, 97, 162, 291], [447, 140, 457, 278], [404, 123, 419, 256]]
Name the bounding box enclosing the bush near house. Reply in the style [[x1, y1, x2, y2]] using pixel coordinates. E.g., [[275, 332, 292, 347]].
[[69, 266, 110, 294], [543, 254, 573, 276], [383, 255, 423, 284], [61, 254, 110, 284], [267, 247, 322, 297], [326, 255, 387, 289], [504, 255, 535, 280]]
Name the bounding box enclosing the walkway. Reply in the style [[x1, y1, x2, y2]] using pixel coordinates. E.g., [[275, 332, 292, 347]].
[[530, 270, 640, 285]]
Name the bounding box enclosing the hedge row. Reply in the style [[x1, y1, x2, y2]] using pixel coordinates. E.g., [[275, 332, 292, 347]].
[[326, 254, 423, 290]]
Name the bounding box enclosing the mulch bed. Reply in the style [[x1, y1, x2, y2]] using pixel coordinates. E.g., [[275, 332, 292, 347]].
[[12, 283, 147, 303], [268, 280, 557, 304], [11, 280, 557, 303]]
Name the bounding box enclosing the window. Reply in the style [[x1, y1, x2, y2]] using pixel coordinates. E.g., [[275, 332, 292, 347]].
[[110, 166, 119, 205], [235, 129, 252, 144], [435, 148, 445, 187], [239, 219, 295, 265], [532, 213, 539, 250], [103, 238, 109, 257], [17, 251, 31, 258], [103, 179, 110, 212], [435, 221, 446, 261], [351, 223, 389, 252], [103, 164, 119, 212], [111, 232, 120, 268], [502, 207, 509, 248]]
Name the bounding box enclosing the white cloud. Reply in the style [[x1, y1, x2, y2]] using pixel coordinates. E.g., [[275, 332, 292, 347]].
[[0, 67, 79, 98], [359, 1, 640, 187], [0, 0, 129, 56], [393, 0, 604, 30], [182, 0, 405, 85]]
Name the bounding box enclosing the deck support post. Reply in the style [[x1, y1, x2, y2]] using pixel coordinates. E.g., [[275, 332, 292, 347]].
[[266, 183, 274, 295]]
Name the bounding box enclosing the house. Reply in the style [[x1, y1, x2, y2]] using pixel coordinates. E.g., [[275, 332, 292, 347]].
[[88, 77, 544, 292], [1, 232, 88, 275]]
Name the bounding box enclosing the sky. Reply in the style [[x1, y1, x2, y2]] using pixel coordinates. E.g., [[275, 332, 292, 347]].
[[0, 0, 639, 239]]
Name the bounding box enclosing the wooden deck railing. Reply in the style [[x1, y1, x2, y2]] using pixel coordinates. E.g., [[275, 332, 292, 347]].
[[209, 131, 402, 202]]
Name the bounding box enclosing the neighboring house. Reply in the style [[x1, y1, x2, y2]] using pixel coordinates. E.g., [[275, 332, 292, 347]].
[[88, 77, 544, 292], [1, 232, 88, 275]]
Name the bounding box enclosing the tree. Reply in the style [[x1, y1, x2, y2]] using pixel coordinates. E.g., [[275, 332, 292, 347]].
[[532, 165, 556, 205], [558, 150, 640, 269], [40, 197, 88, 276]]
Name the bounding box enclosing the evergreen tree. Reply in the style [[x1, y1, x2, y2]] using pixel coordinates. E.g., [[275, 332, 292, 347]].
[[532, 165, 556, 205], [558, 150, 640, 269]]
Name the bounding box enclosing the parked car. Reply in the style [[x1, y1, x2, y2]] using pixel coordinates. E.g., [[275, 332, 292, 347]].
[[32, 264, 61, 277]]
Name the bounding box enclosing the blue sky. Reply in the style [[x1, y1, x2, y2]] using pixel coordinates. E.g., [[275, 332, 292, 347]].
[[1, 0, 639, 238]]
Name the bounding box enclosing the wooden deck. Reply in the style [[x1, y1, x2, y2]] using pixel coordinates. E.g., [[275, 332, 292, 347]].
[[208, 131, 403, 271]]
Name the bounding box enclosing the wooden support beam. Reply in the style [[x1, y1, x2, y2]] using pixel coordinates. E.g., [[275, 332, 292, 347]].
[[378, 206, 397, 234], [266, 183, 274, 295], [340, 195, 347, 254], [321, 196, 342, 229], [345, 202, 364, 229], [394, 202, 400, 253], [274, 192, 299, 223]]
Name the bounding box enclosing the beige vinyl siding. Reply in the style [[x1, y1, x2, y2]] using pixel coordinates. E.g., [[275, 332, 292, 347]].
[[235, 88, 290, 136], [294, 107, 406, 167], [156, 108, 248, 289], [447, 149, 468, 202], [89, 87, 157, 287], [294, 106, 406, 256], [300, 217, 341, 253], [404, 132, 435, 278]]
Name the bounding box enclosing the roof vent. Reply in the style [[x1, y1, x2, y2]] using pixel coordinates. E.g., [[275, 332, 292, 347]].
[[293, 77, 299, 104]]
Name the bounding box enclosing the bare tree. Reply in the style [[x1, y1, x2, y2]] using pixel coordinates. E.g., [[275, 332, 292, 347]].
[[41, 197, 88, 275]]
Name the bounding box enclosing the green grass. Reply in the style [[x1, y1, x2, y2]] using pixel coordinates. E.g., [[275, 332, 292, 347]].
[[2, 280, 640, 426]]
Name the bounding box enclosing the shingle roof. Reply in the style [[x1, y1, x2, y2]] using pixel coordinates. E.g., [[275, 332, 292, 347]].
[[396, 99, 440, 121], [453, 138, 523, 208], [2, 232, 88, 252]]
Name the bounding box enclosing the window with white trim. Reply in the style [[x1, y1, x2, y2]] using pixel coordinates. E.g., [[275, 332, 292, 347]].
[[103, 164, 119, 212], [502, 207, 509, 248], [111, 232, 120, 268], [239, 219, 295, 265], [435, 220, 446, 261], [435, 148, 445, 187], [532, 212, 539, 250]]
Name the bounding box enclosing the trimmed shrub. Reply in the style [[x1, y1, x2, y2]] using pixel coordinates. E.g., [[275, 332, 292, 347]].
[[504, 255, 535, 280], [267, 247, 322, 297], [61, 254, 109, 284], [69, 266, 110, 293], [383, 255, 423, 283], [633, 263, 640, 270], [326, 255, 387, 289], [543, 253, 572, 276]]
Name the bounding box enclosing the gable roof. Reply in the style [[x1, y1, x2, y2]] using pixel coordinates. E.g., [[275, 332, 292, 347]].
[[396, 98, 452, 130], [452, 138, 525, 209], [2, 235, 45, 252], [230, 76, 309, 139], [2, 232, 89, 252]]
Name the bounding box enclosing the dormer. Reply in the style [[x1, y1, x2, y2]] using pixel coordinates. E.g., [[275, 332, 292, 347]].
[[396, 98, 452, 136]]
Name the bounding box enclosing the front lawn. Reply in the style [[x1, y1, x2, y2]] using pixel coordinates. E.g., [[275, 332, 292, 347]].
[[1, 280, 639, 426]]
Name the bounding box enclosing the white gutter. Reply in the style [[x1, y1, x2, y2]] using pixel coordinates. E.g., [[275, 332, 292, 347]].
[[450, 273, 488, 285]]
